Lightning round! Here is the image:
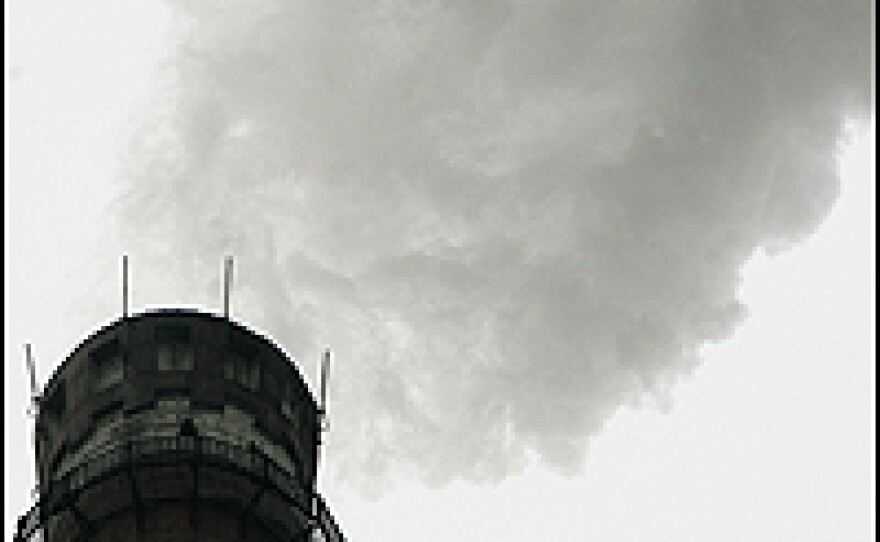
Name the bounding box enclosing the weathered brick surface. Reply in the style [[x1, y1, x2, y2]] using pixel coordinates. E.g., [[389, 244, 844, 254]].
[[46, 467, 307, 541], [30, 311, 322, 542]]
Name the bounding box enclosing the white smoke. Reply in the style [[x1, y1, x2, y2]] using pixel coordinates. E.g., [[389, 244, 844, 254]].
[[116, 0, 873, 493]]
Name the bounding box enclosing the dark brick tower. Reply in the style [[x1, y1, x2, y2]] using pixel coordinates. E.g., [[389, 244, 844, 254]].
[[15, 309, 344, 541]]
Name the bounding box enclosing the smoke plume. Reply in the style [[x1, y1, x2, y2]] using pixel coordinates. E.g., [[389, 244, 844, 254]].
[[117, 0, 873, 492]]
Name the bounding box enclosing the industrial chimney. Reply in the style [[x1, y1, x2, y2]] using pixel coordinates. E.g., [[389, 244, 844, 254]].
[[15, 305, 344, 541]]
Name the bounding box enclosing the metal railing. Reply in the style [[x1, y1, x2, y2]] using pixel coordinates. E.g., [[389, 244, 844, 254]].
[[16, 434, 344, 541]]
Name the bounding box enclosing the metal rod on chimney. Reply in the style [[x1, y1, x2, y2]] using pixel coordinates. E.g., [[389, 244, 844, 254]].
[[224, 256, 234, 318], [25, 343, 40, 497], [320, 349, 330, 418], [122, 254, 129, 318], [25, 343, 38, 409]]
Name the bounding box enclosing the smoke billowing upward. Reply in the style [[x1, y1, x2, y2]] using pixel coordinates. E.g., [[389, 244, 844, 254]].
[[117, 1, 873, 493]]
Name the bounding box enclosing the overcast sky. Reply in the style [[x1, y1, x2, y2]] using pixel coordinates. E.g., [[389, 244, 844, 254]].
[[6, 1, 875, 540]]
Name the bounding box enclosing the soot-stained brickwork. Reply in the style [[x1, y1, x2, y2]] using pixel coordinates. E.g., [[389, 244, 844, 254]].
[[15, 308, 344, 542]]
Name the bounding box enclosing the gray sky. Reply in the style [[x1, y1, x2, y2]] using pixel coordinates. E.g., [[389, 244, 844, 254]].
[[6, 1, 875, 540]]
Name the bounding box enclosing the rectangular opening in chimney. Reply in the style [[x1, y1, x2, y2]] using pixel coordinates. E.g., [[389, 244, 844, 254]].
[[156, 325, 194, 371], [224, 341, 260, 391], [92, 339, 124, 391]]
